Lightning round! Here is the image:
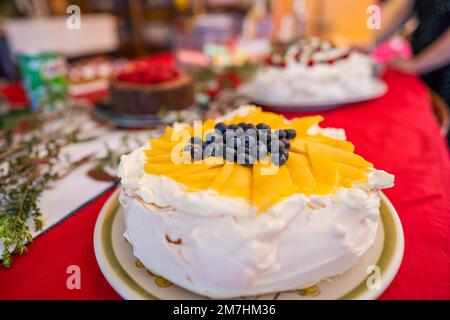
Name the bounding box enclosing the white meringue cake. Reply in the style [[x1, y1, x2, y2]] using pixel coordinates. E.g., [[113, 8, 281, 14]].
[[118, 106, 394, 298]]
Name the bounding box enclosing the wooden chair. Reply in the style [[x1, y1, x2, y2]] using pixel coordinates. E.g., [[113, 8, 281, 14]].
[[429, 89, 450, 137]]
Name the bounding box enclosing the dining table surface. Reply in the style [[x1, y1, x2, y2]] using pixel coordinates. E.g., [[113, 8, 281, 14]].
[[0, 66, 449, 300]]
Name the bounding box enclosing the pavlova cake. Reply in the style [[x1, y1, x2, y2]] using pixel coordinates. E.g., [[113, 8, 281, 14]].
[[118, 105, 394, 298], [246, 37, 379, 105]]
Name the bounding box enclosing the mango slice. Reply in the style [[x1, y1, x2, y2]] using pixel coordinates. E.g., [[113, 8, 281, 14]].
[[242, 108, 262, 123], [144, 149, 170, 157], [146, 154, 178, 163], [201, 119, 216, 136], [141, 107, 374, 213], [149, 139, 181, 150], [169, 161, 222, 179], [179, 177, 218, 190], [210, 162, 236, 191], [144, 163, 183, 175], [307, 144, 339, 195], [177, 167, 222, 190], [307, 134, 355, 152], [219, 165, 252, 200], [160, 127, 174, 140], [336, 163, 368, 187], [306, 141, 372, 169], [286, 153, 316, 193], [178, 167, 222, 182], [252, 163, 294, 212], [292, 116, 324, 135], [290, 138, 307, 154]]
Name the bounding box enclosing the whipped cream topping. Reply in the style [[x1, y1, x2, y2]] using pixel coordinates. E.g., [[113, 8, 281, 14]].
[[307, 123, 346, 140], [247, 51, 376, 104], [118, 108, 394, 298]]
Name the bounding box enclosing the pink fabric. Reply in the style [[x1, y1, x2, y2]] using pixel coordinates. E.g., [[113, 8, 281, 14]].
[[373, 38, 412, 62]]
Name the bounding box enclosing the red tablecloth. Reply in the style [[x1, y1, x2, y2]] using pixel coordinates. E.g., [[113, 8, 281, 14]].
[[1, 70, 449, 300]]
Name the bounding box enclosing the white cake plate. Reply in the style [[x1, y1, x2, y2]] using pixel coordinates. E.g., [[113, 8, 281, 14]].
[[241, 80, 388, 113]]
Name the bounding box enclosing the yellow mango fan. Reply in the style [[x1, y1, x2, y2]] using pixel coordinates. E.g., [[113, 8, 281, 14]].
[[144, 107, 373, 213]]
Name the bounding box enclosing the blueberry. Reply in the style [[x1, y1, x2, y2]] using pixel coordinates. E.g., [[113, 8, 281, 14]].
[[281, 138, 291, 149], [267, 134, 279, 151], [224, 129, 235, 141], [238, 122, 247, 128], [184, 144, 193, 152], [257, 125, 271, 138], [214, 122, 228, 134], [257, 127, 270, 134], [243, 135, 257, 148], [244, 123, 255, 131], [206, 131, 223, 145], [224, 147, 236, 161], [271, 153, 287, 166], [204, 143, 223, 158], [216, 144, 225, 156], [246, 155, 256, 166], [234, 128, 245, 137], [190, 136, 202, 145], [205, 132, 215, 143], [256, 123, 270, 130], [228, 124, 239, 131], [202, 145, 213, 158], [244, 145, 258, 159], [270, 139, 285, 154], [237, 153, 256, 166], [257, 129, 270, 143], [285, 129, 297, 139], [274, 129, 287, 139], [246, 130, 259, 142], [270, 133, 279, 142], [233, 136, 242, 148], [236, 154, 243, 164], [191, 145, 203, 161], [256, 143, 268, 159], [281, 149, 289, 160]]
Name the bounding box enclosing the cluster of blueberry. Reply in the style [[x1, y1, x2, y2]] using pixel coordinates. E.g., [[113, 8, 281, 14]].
[[184, 122, 297, 166]]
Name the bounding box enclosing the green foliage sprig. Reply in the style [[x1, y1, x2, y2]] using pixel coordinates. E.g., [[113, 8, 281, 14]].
[[0, 129, 79, 268]]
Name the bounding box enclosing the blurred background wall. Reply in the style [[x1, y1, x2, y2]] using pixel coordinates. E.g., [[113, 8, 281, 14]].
[[0, 0, 380, 80], [0, 0, 378, 51]]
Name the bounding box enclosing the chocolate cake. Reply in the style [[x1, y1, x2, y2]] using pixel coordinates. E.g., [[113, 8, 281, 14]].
[[108, 59, 194, 115]]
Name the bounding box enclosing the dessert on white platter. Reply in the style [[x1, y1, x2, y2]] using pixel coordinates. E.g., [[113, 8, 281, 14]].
[[244, 37, 383, 106], [118, 105, 394, 298]]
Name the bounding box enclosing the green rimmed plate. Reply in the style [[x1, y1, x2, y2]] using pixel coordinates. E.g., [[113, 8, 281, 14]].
[[93, 189, 404, 300]]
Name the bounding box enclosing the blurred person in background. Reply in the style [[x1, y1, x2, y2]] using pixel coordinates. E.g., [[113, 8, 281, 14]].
[[371, 0, 450, 107]]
